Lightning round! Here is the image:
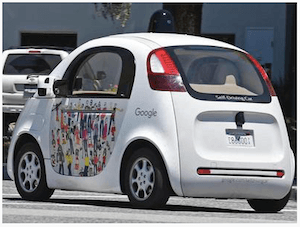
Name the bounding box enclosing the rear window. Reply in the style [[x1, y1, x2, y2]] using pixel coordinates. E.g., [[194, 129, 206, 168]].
[[3, 54, 62, 75], [167, 46, 271, 103]]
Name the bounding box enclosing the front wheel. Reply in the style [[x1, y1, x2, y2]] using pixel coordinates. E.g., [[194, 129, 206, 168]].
[[14, 142, 54, 201], [247, 190, 291, 213], [124, 148, 170, 208]]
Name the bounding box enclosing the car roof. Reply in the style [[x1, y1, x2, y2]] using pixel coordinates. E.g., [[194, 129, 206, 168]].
[[2, 47, 70, 59], [59, 33, 246, 63], [7, 46, 74, 52], [107, 33, 244, 52]]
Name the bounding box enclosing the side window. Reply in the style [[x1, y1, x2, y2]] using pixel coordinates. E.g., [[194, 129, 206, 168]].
[[73, 52, 123, 95]]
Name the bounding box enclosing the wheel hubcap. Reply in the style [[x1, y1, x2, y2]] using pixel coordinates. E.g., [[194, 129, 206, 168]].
[[129, 158, 155, 201], [18, 151, 41, 193]]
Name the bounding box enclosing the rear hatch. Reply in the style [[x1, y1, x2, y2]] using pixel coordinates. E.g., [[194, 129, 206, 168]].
[[150, 46, 292, 197], [2, 51, 62, 106]]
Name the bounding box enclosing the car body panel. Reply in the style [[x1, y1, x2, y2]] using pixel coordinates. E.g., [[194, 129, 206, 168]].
[[6, 33, 294, 202], [171, 92, 294, 199]]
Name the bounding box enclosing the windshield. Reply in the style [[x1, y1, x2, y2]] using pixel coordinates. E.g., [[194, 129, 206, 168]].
[[167, 46, 270, 103], [3, 54, 62, 75]]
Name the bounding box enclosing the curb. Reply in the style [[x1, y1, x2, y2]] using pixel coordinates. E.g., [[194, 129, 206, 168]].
[[2, 164, 297, 201]]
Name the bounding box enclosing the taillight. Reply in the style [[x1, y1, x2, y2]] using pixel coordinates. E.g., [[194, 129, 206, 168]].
[[247, 53, 276, 96], [197, 168, 211, 175], [147, 48, 186, 92], [276, 170, 285, 178], [29, 50, 41, 54]]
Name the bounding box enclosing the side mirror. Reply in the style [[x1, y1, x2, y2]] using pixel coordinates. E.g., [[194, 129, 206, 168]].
[[53, 80, 69, 97]]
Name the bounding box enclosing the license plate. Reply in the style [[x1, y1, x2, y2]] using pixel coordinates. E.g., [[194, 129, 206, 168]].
[[226, 129, 254, 147]]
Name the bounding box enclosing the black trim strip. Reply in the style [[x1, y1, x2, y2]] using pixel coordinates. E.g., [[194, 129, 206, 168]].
[[61, 109, 113, 114], [197, 167, 283, 172], [198, 173, 281, 178], [197, 167, 284, 178]]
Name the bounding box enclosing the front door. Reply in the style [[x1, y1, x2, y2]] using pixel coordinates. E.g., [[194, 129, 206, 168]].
[[49, 47, 135, 177]]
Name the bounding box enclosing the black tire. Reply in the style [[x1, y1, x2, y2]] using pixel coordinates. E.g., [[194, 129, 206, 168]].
[[124, 147, 170, 208], [247, 190, 291, 213], [14, 142, 54, 201]]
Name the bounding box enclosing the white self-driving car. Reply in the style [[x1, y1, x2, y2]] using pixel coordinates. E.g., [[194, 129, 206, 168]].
[[7, 33, 295, 212]]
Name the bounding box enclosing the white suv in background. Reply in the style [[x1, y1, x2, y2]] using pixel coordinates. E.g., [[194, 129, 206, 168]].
[[2, 47, 70, 135]]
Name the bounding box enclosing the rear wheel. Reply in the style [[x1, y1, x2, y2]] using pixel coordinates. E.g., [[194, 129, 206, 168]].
[[14, 142, 54, 201], [124, 147, 170, 208], [247, 190, 291, 213]]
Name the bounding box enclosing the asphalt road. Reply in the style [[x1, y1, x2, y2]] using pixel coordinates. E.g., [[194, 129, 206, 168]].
[[2, 179, 297, 223]]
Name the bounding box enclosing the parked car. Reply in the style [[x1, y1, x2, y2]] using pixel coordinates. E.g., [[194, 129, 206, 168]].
[[2, 47, 70, 135], [6, 33, 295, 212]]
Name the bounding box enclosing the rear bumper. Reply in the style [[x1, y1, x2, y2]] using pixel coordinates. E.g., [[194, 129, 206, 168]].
[[2, 104, 24, 113], [181, 171, 293, 200], [181, 149, 295, 200]]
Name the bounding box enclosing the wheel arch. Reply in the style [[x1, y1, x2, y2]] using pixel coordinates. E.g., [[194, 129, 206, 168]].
[[13, 133, 42, 169], [13, 133, 55, 200], [119, 139, 174, 195]]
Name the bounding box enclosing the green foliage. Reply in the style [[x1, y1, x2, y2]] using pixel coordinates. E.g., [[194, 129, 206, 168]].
[[94, 3, 132, 27], [164, 4, 203, 35]]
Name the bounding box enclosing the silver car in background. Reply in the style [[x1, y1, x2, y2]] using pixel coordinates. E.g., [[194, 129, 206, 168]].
[[2, 47, 70, 135]]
